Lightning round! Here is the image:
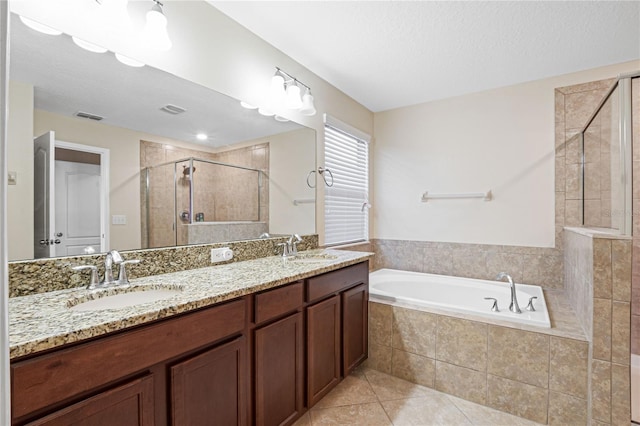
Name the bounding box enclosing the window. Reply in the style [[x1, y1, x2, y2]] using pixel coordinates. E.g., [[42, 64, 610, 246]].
[[323, 118, 370, 246]]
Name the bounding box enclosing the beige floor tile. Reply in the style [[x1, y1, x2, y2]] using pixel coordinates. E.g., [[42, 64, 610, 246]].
[[310, 402, 392, 425], [293, 412, 312, 426], [448, 396, 544, 425], [313, 373, 378, 409], [381, 395, 471, 425], [364, 368, 438, 401]]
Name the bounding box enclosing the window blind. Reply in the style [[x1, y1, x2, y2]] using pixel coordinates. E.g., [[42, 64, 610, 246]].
[[324, 124, 369, 246]]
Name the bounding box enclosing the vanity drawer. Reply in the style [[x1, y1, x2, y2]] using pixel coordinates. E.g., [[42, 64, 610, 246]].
[[254, 281, 303, 324], [306, 262, 368, 303], [11, 298, 246, 420]]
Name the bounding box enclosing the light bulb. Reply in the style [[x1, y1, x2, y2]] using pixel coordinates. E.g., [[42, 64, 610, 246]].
[[115, 53, 145, 67], [142, 3, 172, 51], [72, 37, 108, 53], [270, 74, 286, 109], [100, 0, 133, 39], [285, 83, 302, 110], [300, 88, 317, 116], [240, 101, 257, 109], [19, 16, 62, 36], [196, 133, 208, 141], [258, 107, 274, 117]]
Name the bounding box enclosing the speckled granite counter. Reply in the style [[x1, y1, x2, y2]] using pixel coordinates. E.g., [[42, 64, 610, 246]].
[[10, 249, 372, 360]]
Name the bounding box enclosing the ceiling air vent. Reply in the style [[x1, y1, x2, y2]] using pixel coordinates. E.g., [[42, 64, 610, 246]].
[[161, 104, 186, 115], [74, 111, 104, 121]]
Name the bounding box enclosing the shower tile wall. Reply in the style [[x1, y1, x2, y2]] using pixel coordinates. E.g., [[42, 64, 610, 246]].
[[140, 141, 269, 248]]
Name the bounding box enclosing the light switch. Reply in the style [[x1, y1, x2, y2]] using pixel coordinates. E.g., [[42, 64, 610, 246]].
[[112, 215, 127, 225], [8, 171, 17, 185]]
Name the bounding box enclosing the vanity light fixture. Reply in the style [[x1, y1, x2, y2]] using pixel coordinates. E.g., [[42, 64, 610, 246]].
[[18, 16, 62, 36], [97, 0, 133, 38], [269, 68, 316, 116], [72, 36, 108, 53], [115, 52, 145, 67], [143, 0, 172, 51]]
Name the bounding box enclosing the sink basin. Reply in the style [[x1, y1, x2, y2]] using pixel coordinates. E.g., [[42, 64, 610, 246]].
[[287, 253, 338, 264], [69, 287, 182, 312]]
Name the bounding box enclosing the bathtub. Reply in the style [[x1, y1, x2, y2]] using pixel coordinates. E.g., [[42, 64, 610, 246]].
[[369, 269, 551, 328]]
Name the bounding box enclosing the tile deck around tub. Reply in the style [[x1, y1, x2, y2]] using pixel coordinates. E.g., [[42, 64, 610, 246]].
[[295, 365, 544, 426]]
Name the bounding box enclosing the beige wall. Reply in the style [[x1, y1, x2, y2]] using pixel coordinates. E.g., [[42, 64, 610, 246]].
[[7, 81, 34, 260], [9, 1, 375, 246], [373, 60, 639, 248]]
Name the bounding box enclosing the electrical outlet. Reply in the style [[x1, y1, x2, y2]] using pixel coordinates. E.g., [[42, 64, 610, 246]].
[[211, 247, 233, 263]]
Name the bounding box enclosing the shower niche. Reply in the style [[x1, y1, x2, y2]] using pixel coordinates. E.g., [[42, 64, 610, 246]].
[[142, 142, 268, 249]]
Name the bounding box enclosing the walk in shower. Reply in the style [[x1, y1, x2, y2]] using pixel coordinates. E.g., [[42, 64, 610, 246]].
[[572, 72, 639, 423], [142, 157, 266, 248]]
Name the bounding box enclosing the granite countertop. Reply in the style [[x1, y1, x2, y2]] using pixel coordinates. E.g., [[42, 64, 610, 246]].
[[9, 249, 372, 360]]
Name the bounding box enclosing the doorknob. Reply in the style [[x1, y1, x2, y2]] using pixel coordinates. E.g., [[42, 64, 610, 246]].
[[39, 239, 49, 246], [54, 239, 61, 244], [55, 232, 63, 237]]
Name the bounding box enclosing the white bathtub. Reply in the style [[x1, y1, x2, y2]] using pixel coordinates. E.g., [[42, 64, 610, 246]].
[[369, 269, 551, 328]]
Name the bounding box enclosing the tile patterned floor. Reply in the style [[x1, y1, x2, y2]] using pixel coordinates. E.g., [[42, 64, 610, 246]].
[[294, 366, 543, 426]]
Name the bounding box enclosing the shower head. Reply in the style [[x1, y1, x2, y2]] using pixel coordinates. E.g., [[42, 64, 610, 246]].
[[182, 165, 196, 176]]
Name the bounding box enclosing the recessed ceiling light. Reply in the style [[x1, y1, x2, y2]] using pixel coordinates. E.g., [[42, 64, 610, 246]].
[[19, 16, 62, 36], [196, 133, 208, 141]]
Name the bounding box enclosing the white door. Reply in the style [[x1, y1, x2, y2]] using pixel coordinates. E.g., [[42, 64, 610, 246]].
[[33, 131, 55, 258], [55, 160, 101, 256]]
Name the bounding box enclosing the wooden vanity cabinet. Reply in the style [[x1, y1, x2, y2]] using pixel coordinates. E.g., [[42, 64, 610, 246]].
[[11, 298, 248, 426], [252, 282, 304, 426], [306, 262, 369, 407]]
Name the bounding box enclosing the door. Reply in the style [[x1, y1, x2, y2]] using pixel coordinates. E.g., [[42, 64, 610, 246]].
[[342, 283, 368, 375], [254, 312, 303, 426], [306, 295, 341, 407], [171, 337, 246, 426], [33, 131, 55, 258], [26, 375, 155, 426], [55, 160, 101, 256]]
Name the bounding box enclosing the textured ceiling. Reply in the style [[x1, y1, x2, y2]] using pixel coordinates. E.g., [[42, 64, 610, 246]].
[[211, 1, 640, 112]]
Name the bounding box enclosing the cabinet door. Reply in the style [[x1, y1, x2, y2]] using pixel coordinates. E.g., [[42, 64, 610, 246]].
[[26, 375, 154, 426], [254, 312, 303, 426], [306, 295, 341, 407], [342, 283, 368, 375], [171, 337, 246, 426]]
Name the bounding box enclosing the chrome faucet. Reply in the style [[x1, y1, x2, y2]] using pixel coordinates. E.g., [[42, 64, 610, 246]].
[[495, 272, 522, 314], [104, 250, 123, 285], [278, 234, 303, 257]]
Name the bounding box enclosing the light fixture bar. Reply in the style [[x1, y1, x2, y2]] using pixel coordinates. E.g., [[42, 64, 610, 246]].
[[276, 67, 311, 91]]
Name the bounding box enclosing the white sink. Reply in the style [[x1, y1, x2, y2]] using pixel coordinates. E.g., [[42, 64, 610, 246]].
[[69, 288, 181, 312], [287, 254, 338, 264]]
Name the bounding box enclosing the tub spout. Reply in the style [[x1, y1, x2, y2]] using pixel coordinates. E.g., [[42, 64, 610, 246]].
[[495, 272, 522, 314]]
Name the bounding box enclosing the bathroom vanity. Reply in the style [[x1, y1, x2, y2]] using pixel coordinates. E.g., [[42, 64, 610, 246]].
[[8, 251, 370, 426]]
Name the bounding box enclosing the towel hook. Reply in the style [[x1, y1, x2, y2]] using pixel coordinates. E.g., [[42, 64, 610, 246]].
[[306, 166, 334, 188]]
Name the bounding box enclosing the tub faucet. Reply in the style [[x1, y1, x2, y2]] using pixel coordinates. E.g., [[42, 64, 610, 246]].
[[495, 272, 522, 314]]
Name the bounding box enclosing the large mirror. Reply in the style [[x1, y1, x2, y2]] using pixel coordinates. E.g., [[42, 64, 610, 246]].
[[7, 13, 316, 261]]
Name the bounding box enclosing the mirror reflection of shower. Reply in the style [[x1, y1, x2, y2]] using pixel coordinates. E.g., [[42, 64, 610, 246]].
[[144, 156, 267, 248]]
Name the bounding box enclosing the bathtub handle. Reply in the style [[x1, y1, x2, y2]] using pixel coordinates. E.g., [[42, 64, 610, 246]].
[[526, 296, 537, 312], [483, 297, 500, 312]]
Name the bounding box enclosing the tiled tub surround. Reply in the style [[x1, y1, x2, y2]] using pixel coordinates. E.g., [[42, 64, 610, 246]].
[[8, 234, 318, 297], [367, 297, 589, 425], [9, 248, 371, 359], [564, 227, 632, 425]]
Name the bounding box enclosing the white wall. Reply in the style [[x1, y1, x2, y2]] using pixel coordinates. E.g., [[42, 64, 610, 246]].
[[373, 60, 640, 248]]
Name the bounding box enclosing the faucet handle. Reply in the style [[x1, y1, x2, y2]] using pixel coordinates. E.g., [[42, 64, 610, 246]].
[[484, 297, 500, 312], [72, 265, 100, 289], [525, 296, 538, 312], [118, 259, 141, 285]]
